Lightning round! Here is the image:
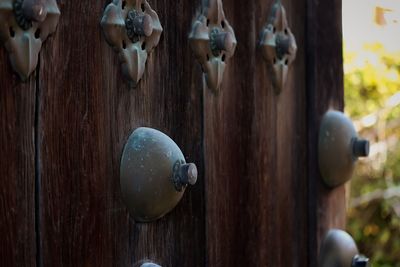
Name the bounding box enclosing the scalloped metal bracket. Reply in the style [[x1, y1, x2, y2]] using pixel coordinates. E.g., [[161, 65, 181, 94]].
[[259, 0, 297, 94], [189, 0, 237, 92], [101, 0, 162, 85], [0, 0, 60, 81]]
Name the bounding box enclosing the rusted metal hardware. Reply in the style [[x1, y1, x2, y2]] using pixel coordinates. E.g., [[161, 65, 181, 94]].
[[189, 0, 237, 91], [259, 0, 297, 94], [0, 0, 60, 80], [320, 229, 370, 267], [120, 127, 198, 222], [101, 0, 162, 85], [319, 110, 370, 188]]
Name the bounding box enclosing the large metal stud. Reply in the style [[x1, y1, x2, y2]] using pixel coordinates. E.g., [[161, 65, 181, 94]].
[[320, 229, 370, 267], [0, 0, 60, 80], [319, 110, 369, 187], [120, 127, 198, 222]]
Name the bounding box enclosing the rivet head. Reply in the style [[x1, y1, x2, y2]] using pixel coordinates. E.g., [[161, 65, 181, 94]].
[[352, 138, 370, 158], [126, 10, 154, 42], [210, 29, 235, 56], [22, 0, 48, 22], [352, 255, 370, 267]]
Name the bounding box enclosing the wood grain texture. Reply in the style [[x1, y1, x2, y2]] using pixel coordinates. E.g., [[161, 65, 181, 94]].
[[204, 0, 308, 266], [306, 0, 346, 266], [0, 49, 36, 266], [0, 0, 345, 266], [38, 0, 204, 266]]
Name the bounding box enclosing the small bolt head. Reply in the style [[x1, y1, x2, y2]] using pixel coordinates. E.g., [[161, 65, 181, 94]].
[[186, 163, 198, 185], [353, 138, 370, 158], [222, 32, 235, 53], [22, 0, 47, 22], [352, 255, 370, 267], [141, 14, 153, 37]]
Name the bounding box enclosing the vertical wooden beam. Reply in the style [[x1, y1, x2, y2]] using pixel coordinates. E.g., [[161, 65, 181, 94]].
[[0, 49, 36, 266], [38, 0, 205, 266], [204, 0, 308, 266], [306, 0, 346, 266]]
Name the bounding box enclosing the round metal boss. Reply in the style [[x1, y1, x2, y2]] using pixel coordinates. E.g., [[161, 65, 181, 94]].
[[318, 110, 369, 187], [120, 127, 197, 222]]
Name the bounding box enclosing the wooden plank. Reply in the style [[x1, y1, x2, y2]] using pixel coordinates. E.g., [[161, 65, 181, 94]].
[[0, 49, 36, 266], [305, 0, 346, 266], [38, 0, 204, 266], [204, 0, 308, 266]]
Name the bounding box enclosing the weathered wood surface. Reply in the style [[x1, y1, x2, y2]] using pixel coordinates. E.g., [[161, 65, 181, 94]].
[[38, 0, 204, 266], [0, 0, 345, 266], [306, 0, 346, 266], [204, 0, 308, 266], [0, 50, 36, 266]]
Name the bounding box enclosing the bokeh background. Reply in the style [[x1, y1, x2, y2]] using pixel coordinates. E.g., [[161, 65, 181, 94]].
[[343, 0, 400, 266]]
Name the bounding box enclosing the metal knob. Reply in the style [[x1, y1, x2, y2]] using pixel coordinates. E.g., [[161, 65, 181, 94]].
[[120, 127, 198, 222], [210, 29, 235, 56], [353, 138, 370, 158], [22, 0, 47, 22], [126, 10, 154, 40], [173, 162, 198, 192], [318, 110, 370, 187]]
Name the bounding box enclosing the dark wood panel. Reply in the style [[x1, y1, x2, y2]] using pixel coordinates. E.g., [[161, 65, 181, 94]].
[[204, 0, 308, 266], [0, 50, 36, 266], [39, 0, 204, 266], [306, 0, 346, 266]]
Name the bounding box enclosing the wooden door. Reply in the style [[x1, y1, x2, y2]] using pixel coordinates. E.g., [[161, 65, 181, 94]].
[[0, 0, 345, 266]]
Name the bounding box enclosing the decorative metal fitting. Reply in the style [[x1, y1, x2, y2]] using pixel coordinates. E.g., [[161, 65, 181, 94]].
[[189, 0, 237, 92], [320, 229, 370, 267], [101, 0, 162, 85], [259, 0, 297, 94], [318, 110, 370, 188], [120, 127, 198, 222], [0, 0, 60, 80]]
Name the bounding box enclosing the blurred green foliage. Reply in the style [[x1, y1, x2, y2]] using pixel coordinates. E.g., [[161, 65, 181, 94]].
[[344, 42, 400, 267]]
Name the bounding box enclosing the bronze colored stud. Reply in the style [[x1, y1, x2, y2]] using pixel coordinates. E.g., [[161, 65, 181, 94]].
[[320, 229, 370, 267], [259, 0, 297, 94], [101, 0, 162, 85], [120, 127, 198, 222], [318, 110, 370, 188], [0, 0, 60, 80], [189, 0, 237, 92]]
